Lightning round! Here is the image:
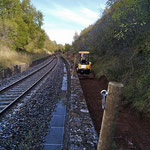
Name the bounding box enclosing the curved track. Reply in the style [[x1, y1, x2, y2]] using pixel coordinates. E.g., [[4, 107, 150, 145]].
[[0, 56, 58, 115]]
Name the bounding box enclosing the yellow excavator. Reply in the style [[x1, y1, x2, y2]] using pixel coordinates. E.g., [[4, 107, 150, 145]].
[[76, 51, 92, 74]]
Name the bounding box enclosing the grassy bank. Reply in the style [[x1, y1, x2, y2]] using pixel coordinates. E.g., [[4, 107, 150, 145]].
[[0, 45, 49, 71], [0, 0, 61, 72]]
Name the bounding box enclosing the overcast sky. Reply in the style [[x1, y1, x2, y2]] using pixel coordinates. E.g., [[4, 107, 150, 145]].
[[31, 0, 107, 45]]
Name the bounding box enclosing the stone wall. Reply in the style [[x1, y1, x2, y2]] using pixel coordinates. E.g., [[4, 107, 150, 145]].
[[0, 55, 50, 80]]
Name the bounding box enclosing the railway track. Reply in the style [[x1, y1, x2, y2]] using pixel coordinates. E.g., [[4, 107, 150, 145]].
[[0, 56, 58, 115]]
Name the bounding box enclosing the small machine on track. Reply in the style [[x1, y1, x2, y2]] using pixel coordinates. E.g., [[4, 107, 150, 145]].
[[76, 51, 93, 79]]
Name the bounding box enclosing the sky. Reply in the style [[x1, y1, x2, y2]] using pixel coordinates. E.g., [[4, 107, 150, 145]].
[[31, 0, 107, 45]]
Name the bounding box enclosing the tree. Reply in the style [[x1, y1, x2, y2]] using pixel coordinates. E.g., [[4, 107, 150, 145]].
[[73, 32, 79, 41], [71, 0, 150, 116], [64, 44, 71, 52], [35, 11, 43, 28], [0, 0, 58, 52], [57, 44, 64, 52]]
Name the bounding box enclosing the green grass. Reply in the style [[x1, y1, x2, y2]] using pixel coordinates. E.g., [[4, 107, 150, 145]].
[[92, 55, 117, 80]]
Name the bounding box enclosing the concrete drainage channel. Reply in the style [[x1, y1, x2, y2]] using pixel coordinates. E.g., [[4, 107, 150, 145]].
[[43, 64, 67, 150]]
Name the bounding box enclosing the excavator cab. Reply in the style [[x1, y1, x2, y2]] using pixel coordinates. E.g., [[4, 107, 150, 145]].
[[77, 51, 91, 74]]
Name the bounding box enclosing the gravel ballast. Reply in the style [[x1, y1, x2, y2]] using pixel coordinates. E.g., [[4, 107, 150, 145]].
[[0, 56, 98, 150], [0, 57, 64, 149]]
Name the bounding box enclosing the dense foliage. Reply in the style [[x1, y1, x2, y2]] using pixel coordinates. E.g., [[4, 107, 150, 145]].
[[72, 0, 150, 116], [0, 0, 58, 52]]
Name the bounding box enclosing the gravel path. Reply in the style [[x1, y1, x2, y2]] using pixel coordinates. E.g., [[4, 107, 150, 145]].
[[66, 71, 98, 150], [0, 57, 64, 150]]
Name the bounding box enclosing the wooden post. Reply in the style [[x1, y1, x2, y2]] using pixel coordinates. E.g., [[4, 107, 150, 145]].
[[97, 82, 124, 150]]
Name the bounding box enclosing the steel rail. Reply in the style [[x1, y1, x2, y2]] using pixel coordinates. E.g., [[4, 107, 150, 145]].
[[0, 57, 58, 115], [0, 56, 54, 93]]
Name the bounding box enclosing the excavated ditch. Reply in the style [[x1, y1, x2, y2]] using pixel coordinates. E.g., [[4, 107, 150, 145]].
[[79, 75, 150, 150]]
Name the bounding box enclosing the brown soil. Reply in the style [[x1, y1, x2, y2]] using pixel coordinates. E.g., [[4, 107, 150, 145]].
[[79, 75, 150, 150]]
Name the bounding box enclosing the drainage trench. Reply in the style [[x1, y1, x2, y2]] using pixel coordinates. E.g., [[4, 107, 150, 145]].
[[43, 64, 67, 150]]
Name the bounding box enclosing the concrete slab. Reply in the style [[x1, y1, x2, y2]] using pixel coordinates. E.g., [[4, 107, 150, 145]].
[[43, 144, 62, 150], [44, 127, 64, 145], [50, 115, 65, 127], [43, 65, 67, 150], [53, 103, 66, 116]]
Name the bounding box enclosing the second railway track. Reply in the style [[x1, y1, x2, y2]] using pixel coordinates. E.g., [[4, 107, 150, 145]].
[[0, 56, 59, 115]]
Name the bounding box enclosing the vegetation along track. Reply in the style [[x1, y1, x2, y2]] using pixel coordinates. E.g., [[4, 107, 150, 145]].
[[0, 56, 58, 115]]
